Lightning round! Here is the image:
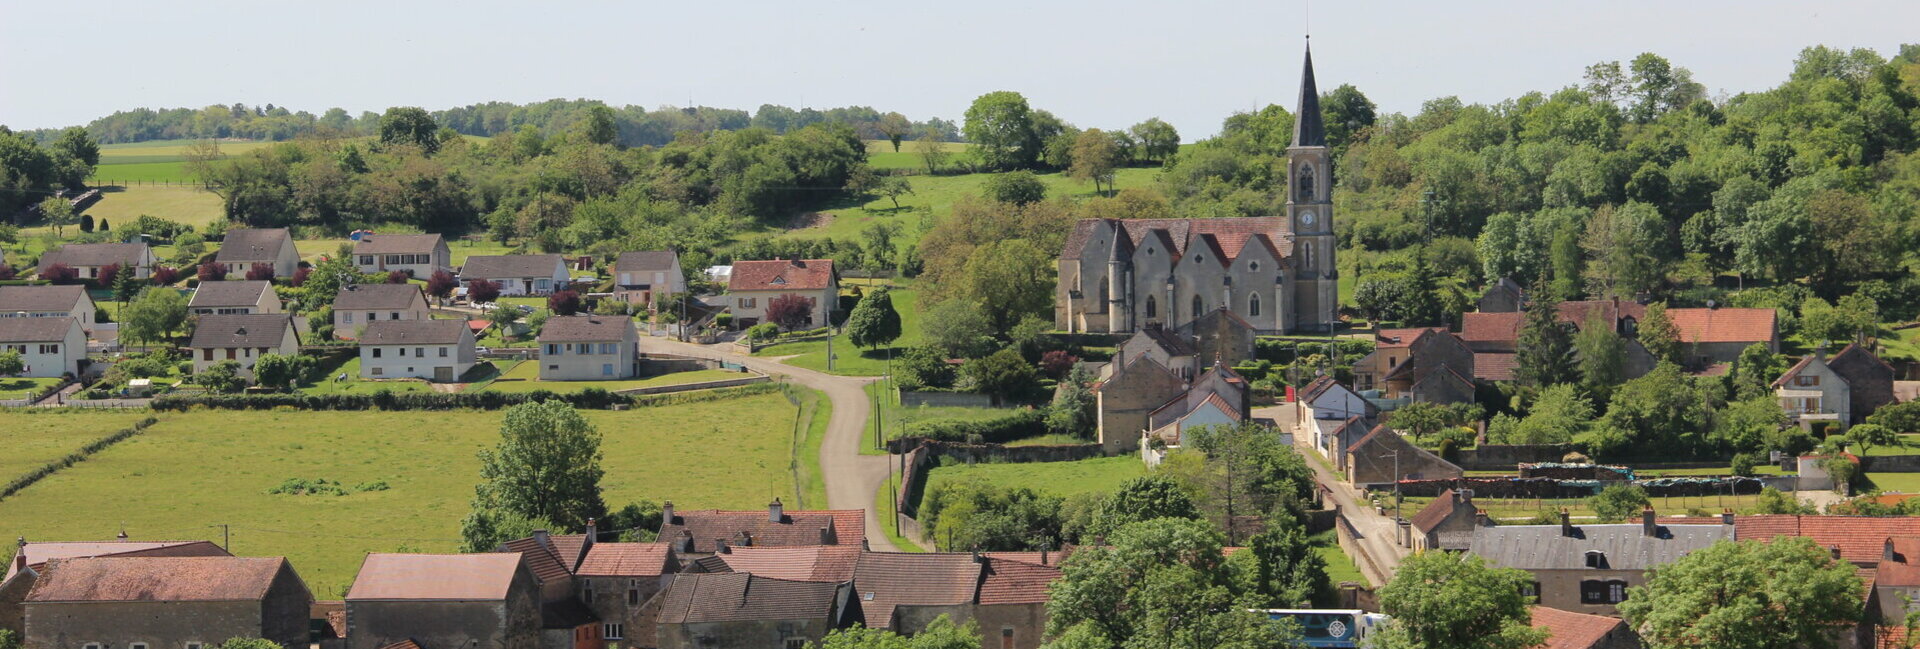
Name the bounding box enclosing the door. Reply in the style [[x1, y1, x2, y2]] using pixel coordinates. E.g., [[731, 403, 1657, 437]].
[[435, 366, 453, 382]]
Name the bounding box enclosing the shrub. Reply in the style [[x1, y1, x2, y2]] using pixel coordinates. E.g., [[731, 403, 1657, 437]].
[[426, 270, 458, 300], [245, 262, 275, 281], [747, 323, 780, 341], [1038, 350, 1078, 379], [150, 266, 180, 285], [197, 263, 222, 282], [467, 279, 502, 304], [289, 266, 311, 287], [900, 409, 1048, 444], [40, 263, 78, 284], [385, 270, 409, 284], [549, 290, 582, 316]]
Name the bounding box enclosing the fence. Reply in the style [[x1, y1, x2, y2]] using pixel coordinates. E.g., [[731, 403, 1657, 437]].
[[613, 375, 770, 395]]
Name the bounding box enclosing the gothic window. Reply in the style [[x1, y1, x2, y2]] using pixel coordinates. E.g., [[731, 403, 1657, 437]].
[[1297, 164, 1316, 202], [1249, 292, 1261, 317], [1146, 295, 1157, 318], [1300, 242, 1314, 270], [1098, 281, 1109, 308], [1192, 295, 1203, 319]]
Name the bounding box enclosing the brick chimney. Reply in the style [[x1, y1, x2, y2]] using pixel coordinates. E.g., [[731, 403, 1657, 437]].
[[532, 529, 550, 547], [1560, 509, 1573, 537], [13, 552, 23, 574], [1721, 509, 1735, 525], [769, 498, 784, 523], [662, 501, 675, 525], [1475, 509, 1490, 527], [679, 530, 695, 553], [584, 518, 597, 550], [1642, 507, 1657, 537], [1887, 538, 1898, 563]]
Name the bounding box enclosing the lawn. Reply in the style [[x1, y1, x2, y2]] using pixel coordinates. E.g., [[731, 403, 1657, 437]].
[[762, 167, 1160, 244], [861, 381, 1024, 454], [1868, 473, 1920, 493], [0, 410, 152, 482], [753, 281, 922, 377], [480, 361, 748, 393], [876, 470, 925, 552], [74, 185, 226, 230], [0, 390, 808, 595], [0, 377, 65, 400], [921, 455, 1147, 503], [863, 139, 971, 172], [297, 356, 436, 395], [1311, 530, 1368, 587]]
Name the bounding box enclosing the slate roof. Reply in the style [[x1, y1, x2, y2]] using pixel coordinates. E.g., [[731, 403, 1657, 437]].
[[188, 314, 296, 349], [1667, 307, 1776, 344], [711, 546, 862, 582], [1735, 515, 1920, 564], [0, 285, 88, 312], [333, 283, 425, 310], [615, 251, 679, 273], [0, 317, 80, 343], [1410, 489, 1470, 533], [1474, 353, 1518, 382], [728, 259, 836, 292], [978, 557, 1060, 605], [852, 552, 982, 629], [576, 542, 676, 577], [189, 280, 273, 308], [661, 506, 864, 554], [39, 243, 148, 268], [352, 233, 443, 255], [345, 553, 523, 601], [1060, 217, 1293, 264], [1292, 45, 1326, 147], [359, 319, 469, 346], [376, 640, 423, 649], [1298, 375, 1340, 402], [6, 540, 229, 581], [215, 228, 292, 263], [460, 254, 564, 278], [655, 573, 845, 624], [537, 315, 633, 343], [1469, 522, 1731, 571], [1136, 324, 1195, 356], [26, 556, 290, 602], [1530, 606, 1626, 649]]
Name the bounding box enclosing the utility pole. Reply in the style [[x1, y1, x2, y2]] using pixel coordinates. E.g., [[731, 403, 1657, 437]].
[[1383, 451, 1402, 522], [213, 524, 229, 551]]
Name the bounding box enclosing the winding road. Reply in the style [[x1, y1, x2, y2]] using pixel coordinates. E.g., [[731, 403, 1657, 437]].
[[636, 336, 899, 551]]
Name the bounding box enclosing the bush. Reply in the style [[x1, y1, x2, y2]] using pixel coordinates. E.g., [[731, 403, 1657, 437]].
[[900, 409, 1048, 444], [746, 323, 780, 341]]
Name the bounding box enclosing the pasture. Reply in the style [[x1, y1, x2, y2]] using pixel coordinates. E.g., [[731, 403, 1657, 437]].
[[481, 364, 749, 393], [0, 410, 153, 482], [921, 455, 1147, 501]]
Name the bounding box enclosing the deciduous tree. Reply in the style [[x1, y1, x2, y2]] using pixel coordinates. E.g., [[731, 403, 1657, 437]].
[[765, 293, 817, 331], [548, 290, 582, 316], [844, 288, 902, 349], [1045, 517, 1297, 649], [1588, 483, 1651, 522], [1639, 301, 1680, 364], [425, 270, 458, 301], [196, 360, 246, 394], [378, 106, 441, 154], [1371, 552, 1546, 649], [245, 262, 274, 281], [963, 91, 1039, 170], [0, 351, 22, 377], [252, 353, 299, 392], [37, 197, 75, 236], [120, 286, 189, 346], [876, 112, 913, 153], [981, 171, 1047, 206], [1068, 129, 1120, 196], [467, 279, 502, 304], [474, 400, 607, 530], [1618, 537, 1863, 649]]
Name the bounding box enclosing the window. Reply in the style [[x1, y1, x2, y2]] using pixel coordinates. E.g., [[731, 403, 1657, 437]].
[[548, 364, 559, 371], [187, 643, 204, 649], [131, 643, 148, 649], [1796, 375, 1820, 387], [415, 347, 425, 357], [1585, 550, 1606, 569], [83, 644, 101, 649], [392, 312, 400, 320], [603, 364, 614, 376], [342, 312, 353, 324], [1521, 581, 1539, 599], [785, 640, 807, 649], [359, 255, 373, 265], [1608, 580, 1627, 603], [372, 367, 384, 376], [39, 344, 57, 354], [546, 344, 560, 355], [439, 347, 449, 357], [368, 312, 379, 321], [203, 349, 214, 361], [1002, 627, 1016, 649], [1192, 295, 1203, 319], [1301, 241, 1315, 270], [1298, 164, 1316, 202], [225, 348, 236, 360], [1250, 260, 1261, 272], [1145, 295, 1157, 318], [628, 584, 641, 605], [1248, 292, 1261, 317], [1580, 580, 1608, 604], [604, 623, 624, 640], [372, 348, 383, 358]]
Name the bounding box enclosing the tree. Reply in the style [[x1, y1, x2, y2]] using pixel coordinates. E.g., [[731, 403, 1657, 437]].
[[875, 176, 914, 210], [894, 345, 957, 390], [981, 171, 1046, 205], [959, 239, 1052, 336], [38, 263, 77, 285], [459, 507, 557, 554], [1045, 517, 1297, 649], [1618, 537, 1864, 649], [1236, 511, 1332, 607], [52, 126, 101, 168], [196, 360, 246, 394], [963, 347, 1040, 405], [120, 286, 189, 346], [1088, 475, 1201, 541], [150, 265, 180, 286], [487, 306, 523, 340], [876, 112, 913, 153], [37, 196, 75, 236], [1388, 402, 1449, 441], [378, 107, 441, 154], [915, 129, 952, 174], [862, 221, 903, 271], [245, 262, 275, 281], [1574, 313, 1626, 389], [765, 293, 817, 331], [1639, 301, 1681, 364], [963, 91, 1039, 170], [1847, 423, 1900, 455], [467, 279, 502, 304], [1371, 552, 1547, 649], [1038, 350, 1078, 379], [578, 104, 617, 146], [1129, 118, 1181, 163], [1514, 279, 1576, 387], [0, 350, 22, 377], [1549, 228, 1584, 301], [109, 265, 138, 304], [1592, 362, 1712, 458], [1587, 483, 1651, 522], [251, 353, 299, 391], [844, 288, 903, 349], [1730, 343, 1787, 400], [1869, 402, 1920, 434], [1492, 384, 1594, 445], [79, 213, 95, 233], [288, 266, 312, 287], [197, 262, 224, 283], [1068, 129, 1120, 196], [548, 290, 582, 316], [1353, 277, 1411, 323], [425, 270, 458, 301], [920, 300, 996, 359], [1046, 365, 1096, 437], [474, 400, 608, 530], [1401, 253, 1442, 327], [1183, 422, 1316, 541], [1320, 84, 1378, 152]]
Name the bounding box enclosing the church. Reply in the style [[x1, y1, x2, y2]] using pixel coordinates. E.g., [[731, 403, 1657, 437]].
[[1054, 46, 1339, 335]]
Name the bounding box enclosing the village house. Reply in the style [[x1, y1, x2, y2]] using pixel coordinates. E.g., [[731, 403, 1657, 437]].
[[1349, 327, 1445, 393], [1093, 355, 1189, 454], [726, 259, 837, 329], [2, 539, 230, 636], [653, 572, 857, 649], [461, 254, 569, 297], [357, 319, 476, 382], [36, 242, 155, 280], [1871, 537, 1920, 627], [573, 541, 679, 647], [21, 556, 312, 649], [1464, 294, 1776, 371], [1141, 359, 1254, 451], [1097, 320, 1262, 455], [612, 250, 687, 307], [189, 280, 281, 315], [537, 315, 637, 381], [1365, 328, 1478, 406], [0, 317, 85, 378], [1528, 606, 1639, 649], [1346, 424, 1463, 487], [187, 313, 301, 378], [1294, 376, 1376, 458], [332, 284, 434, 335], [1469, 510, 1730, 614], [216, 228, 301, 278], [1109, 324, 1198, 380], [344, 553, 545, 649], [352, 233, 450, 277], [0, 285, 97, 332], [1774, 343, 1897, 432], [1405, 489, 1489, 551], [657, 501, 865, 557]]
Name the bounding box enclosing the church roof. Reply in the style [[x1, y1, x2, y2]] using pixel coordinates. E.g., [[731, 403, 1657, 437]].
[[1060, 218, 1293, 265], [1292, 44, 1327, 148]]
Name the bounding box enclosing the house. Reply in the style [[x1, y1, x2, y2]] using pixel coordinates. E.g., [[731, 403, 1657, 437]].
[[22, 556, 312, 649], [537, 315, 637, 381], [1478, 277, 1526, 314], [1093, 354, 1188, 454], [461, 254, 569, 297], [37, 242, 156, 280], [1775, 344, 1897, 432], [1351, 327, 1445, 392], [1871, 537, 1920, 626], [1110, 324, 1198, 380], [216, 228, 300, 278], [727, 259, 837, 329], [1460, 299, 1773, 370], [187, 313, 301, 378], [1528, 606, 1638, 649], [358, 320, 476, 382], [333, 284, 434, 335], [1, 539, 230, 636], [343, 553, 545, 649], [612, 251, 687, 307], [653, 572, 857, 649], [0, 317, 85, 378], [189, 280, 281, 315], [1176, 306, 1259, 367], [574, 541, 679, 647], [657, 501, 865, 557], [1469, 510, 1731, 614], [1406, 489, 1488, 551], [1294, 375, 1376, 449], [1376, 328, 1478, 405], [1346, 424, 1463, 488], [0, 285, 97, 332], [1142, 359, 1253, 450], [352, 233, 449, 277]]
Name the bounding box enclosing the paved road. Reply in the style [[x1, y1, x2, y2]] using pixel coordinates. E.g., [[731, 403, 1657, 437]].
[[1255, 404, 1408, 586], [636, 336, 898, 551]]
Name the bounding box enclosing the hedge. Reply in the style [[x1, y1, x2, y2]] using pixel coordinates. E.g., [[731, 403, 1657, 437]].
[[151, 382, 783, 412], [899, 409, 1047, 444], [1, 417, 159, 502]]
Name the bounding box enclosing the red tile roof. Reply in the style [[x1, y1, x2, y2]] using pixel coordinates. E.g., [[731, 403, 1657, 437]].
[[576, 542, 676, 577], [728, 259, 836, 292], [1376, 327, 1445, 349], [1666, 307, 1776, 344], [714, 546, 861, 582], [1735, 515, 1920, 564], [8, 540, 229, 580], [853, 552, 982, 629], [978, 557, 1060, 605], [499, 536, 572, 584], [26, 556, 293, 602], [1880, 626, 1913, 649], [981, 550, 1071, 567], [346, 553, 523, 601], [1876, 537, 1920, 587], [1474, 353, 1518, 381], [1459, 312, 1524, 346], [1409, 490, 1469, 533], [661, 505, 865, 554], [1529, 606, 1625, 649]]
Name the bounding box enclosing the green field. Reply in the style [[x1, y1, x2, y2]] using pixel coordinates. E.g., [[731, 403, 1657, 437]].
[[0, 410, 152, 482], [482, 362, 749, 393], [0, 377, 65, 400], [921, 455, 1147, 501], [0, 391, 811, 595], [298, 357, 437, 395], [753, 281, 922, 376], [861, 381, 1023, 454], [863, 139, 971, 171], [767, 167, 1160, 244], [1868, 473, 1920, 493]]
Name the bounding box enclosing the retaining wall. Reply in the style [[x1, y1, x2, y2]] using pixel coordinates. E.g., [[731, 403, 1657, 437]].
[[1863, 455, 1920, 472], [1455, 444, 1573, 470], [898, 389, 1001, 409], [893, 440, 1104, 520], [614, 375, 769, 395], [1393, 475, 1792, 499]]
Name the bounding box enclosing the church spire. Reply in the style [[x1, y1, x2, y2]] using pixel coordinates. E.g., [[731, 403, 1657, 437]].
[[1291, 43, 1327, 148]]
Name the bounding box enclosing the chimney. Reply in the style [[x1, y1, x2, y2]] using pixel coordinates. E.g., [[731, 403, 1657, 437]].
[[1041, 548, 1050, 565], [715, 539, 729, 554], [971, 548, 982, 564], [769, 498, 784, 523], [662, 501, 675, 525], [1475, 509, 1490, 527], [1721, 509, 1735, 525], [1887, 539, 1898, 563], [584, 518, 597, 549], [12, 553, 22, 574], [1832, 546, 1844, 561], [679, 530, 695, 553], [741, 532, 753, 548], [1642, 507, 1657, 537], [819, 527, 831, 545], [1560, 509, 1573, 537], [862, 539, 871, 551], [532, 529, 550, 547]]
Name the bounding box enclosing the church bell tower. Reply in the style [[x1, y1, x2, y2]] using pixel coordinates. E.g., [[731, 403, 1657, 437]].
[[1286, 43, 1338, 332]]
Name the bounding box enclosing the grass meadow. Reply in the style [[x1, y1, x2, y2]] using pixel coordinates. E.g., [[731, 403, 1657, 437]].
[[921, 455, 1147, 501], [753, 279, 923, 377], [482, 363, 748, 393], [0, 410, 154, 482]]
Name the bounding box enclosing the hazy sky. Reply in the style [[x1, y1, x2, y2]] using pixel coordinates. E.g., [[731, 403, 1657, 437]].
[[3, 0, 1916, 139]]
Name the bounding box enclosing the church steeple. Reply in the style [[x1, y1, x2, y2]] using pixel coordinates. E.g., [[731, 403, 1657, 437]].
[[1291, 44, 1327, 148]]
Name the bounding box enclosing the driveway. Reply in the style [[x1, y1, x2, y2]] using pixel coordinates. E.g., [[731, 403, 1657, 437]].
[[1254, 404, 1408, 586], [636, 337, 897, 551]]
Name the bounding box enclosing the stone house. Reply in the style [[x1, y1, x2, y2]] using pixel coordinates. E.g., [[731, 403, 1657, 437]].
[[726, 259, 837, 329], [1774, 344, 1896, 431], [612, 251, 687, 307], [573, 541, 679, 647], [190, 280, 281, 315], [1345, 424, 1463, 488], [216, 228, 300, 278], [1477, 277, 1525, 314], [653, 573, 857, 649], [657, 501, 864, 557], [352, 233, 450, 277], [2, 539, 230, 636], [1092, 354, 1188, 454], [1528, 606, 1639, 649], [0, 285, 98, 333], [344, 553, 544, 649], [0, 317, 85, 378], [37, 242, 155, 280], [22, 556, 312, 649], [461, 255, 570, 297], [187, 313, 301, 378], [357, 319, 476, 382], [1406, 489, 1488, 551], [333, 284, 434, 336], [1142, 359, 1252, 449], [1376, 328, 1477, 405], [1469, 510, 1730, 614], [536, 315, 638, 381], [1351, 327, 1446, 392], [1109, 325, 1197, 380], [1461, 299, 1772, 372], [1177, 306, 1258, 367], [1871, 537, 1920, 626]]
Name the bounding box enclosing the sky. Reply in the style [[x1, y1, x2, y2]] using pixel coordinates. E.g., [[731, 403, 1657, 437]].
[[2, 0, 1917, 139]]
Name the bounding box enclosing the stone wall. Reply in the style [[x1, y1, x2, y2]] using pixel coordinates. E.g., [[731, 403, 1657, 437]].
[[1862, 455, 1920, 472], [1455, 445, 1574, 471], [893, 440, 1104, 519], [1392, 475, 1790, 499], [898, 389, 1001, 409], [615, 375, 769, 395], [636, 354, 719, 376]]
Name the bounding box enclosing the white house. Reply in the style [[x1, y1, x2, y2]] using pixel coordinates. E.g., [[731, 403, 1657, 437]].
[[215, 228, 301, 278], [352, 233, 450, 277], [189, 280, 281, 315], [187, 313, 301, 378], [37, 242, 156, 280], [537, 315, 637, 381], [357, 319, 476, 382], [0, 317, 85, 378], [460, 254, 568, 297], [612, 250, 687, 306], [726, 259, 837, 329], [1295, 375, 1378, 459], [333, 284, 434, 336], [0, 285, 97, 333]]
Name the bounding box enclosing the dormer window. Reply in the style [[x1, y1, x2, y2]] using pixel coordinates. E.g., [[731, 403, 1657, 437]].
[[1585, 550, 1606, 568]]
